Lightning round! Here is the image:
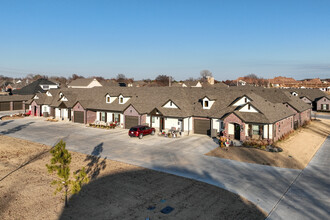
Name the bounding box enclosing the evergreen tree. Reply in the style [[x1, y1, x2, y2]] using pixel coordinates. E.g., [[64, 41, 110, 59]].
[[46, 140, 89, 207]]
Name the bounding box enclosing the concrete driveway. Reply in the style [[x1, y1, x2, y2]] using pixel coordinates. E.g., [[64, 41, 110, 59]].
[[267, 136, 330, 220], [312, 111, 330, 120], [0, 117, 306, 214]]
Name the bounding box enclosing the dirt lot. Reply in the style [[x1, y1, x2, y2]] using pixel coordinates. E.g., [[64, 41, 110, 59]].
[[0, 135, 266, 220], [206, 119, 330, 169], [1, 114, 26, 121]]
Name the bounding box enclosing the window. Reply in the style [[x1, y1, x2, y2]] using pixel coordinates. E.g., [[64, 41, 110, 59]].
[[170, 101, 173, 106], [120, 97, 124, 103], [322, 104, 327, 110], [101, 112, 106, 122], [248, 104, 251, 110], [252, 125, 260, 135], [114, 113, 120, 122], [152, 117, 155, 123], [220, 121, 224, 130], [204, 101, 209, 107], [44, 106, 47, 112], [245, 98, 247, 103], [43, 85, 49, 89], [106, 96, 110, 103]]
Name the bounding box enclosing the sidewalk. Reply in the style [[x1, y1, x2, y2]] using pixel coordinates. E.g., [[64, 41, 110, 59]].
[[267, 136, 330, 219]]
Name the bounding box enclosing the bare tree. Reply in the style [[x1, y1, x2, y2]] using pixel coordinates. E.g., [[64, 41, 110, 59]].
[[70, 74, 84, 81], [116, 74, 126, 82], [155, 75, 170, 86], [244, 73, 258, 79], [200, 70, 213, 79]]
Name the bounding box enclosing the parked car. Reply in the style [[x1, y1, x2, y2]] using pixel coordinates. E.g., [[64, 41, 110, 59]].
[[128, 125, 155, 139]]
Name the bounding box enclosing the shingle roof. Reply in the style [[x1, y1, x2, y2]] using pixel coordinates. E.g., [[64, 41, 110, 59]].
[[23, 86, 311, 124], [68, 78, 97, 87], [12, 78, 57, 95], [0, 94, 32, 102], [285, 88, 327, 101]]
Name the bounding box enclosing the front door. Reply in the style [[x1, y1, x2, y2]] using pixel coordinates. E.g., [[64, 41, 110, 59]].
[[34, 106, 37, 116], [178, 119, 183, 131], [234, 123, 240, 140], [160, 117, 165, 130]]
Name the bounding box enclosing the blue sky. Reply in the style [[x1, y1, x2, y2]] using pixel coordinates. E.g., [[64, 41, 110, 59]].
[[0, 0, 329, 80]]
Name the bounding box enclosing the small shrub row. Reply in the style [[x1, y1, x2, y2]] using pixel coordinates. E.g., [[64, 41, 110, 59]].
[[243, 139, 269, 148], [242, 139, 282, 153], [277, 130, 295, 142], [89, 123, 116, 129]]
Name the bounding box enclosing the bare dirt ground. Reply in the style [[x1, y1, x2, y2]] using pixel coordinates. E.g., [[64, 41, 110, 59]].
[[1, 115, 26, 121], [0, 135, 266, 220], [206, 119, 330, 169]]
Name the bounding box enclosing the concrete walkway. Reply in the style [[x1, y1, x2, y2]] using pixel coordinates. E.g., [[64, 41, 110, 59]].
[[267, 136, 330, 220], [0, 118, 313, 214]]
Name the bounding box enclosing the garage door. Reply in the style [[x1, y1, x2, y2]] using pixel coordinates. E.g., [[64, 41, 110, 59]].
[[125, 116, 139, 129], [73, 111, 84, 123], [0, 102, 10, 111], [13, 101, 23, 110], [194, 119, 211, 135]]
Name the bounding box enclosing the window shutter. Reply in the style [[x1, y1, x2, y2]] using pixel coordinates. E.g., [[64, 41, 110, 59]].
[[105, 112, 107, 122], [112, 113, 114, 122], [118, 114, 121, 122], [99, 112, 102, 121]]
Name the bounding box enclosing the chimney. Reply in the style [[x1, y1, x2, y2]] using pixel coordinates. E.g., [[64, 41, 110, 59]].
[[169, 76, 172, 87], [207, 76, 214, 85]]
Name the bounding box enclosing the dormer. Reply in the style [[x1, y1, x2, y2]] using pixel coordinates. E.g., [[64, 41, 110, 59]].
[[162, 100, 179, 109], [118, 94, 130, 104], [105, 94, 116, 103], [232, 95, 251, 106], [46, 91, 52, 96], [239, 103, 259, 113], [60, 95, 68, 101], [291, 91, 298, 97], [202, 96, 215, 109], [33, 94, 39, 99]]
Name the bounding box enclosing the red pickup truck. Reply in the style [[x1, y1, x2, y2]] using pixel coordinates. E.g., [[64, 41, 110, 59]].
[[128, 125, 155, 139]]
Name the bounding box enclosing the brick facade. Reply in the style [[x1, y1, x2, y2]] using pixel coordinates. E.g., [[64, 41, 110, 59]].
[[72, 102, 86, 123], [285, 104, 300, 126], [316, 97, 330, 112], [301, 97, 312, 106], [273, 116, 294, 141], [223, 113, 246, 141], [300, 109, 311, 125], [30, 100, 41, 117], [123, 105, 141, 128], [86, 110, 96, 124], [141, 114, 147, 125]]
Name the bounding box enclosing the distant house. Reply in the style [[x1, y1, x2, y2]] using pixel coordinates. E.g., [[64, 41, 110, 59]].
[[12, 78, 58, 95], [316, 96, 330, 112], [68, 78, 103, 88], [100, 80, 120, 87], [238, 80, 246, 86], [286, 88, 329, 111]]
